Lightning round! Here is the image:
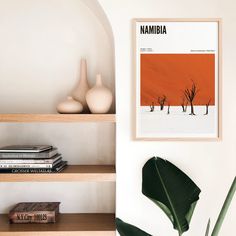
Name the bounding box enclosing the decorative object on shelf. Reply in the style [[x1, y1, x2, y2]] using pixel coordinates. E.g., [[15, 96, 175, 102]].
[[134, 19, 221, 140], [9, 202, 60, 224], [57, 96, 83, 114], [86, 74, 112, 114], [72, 58, 90, 112]]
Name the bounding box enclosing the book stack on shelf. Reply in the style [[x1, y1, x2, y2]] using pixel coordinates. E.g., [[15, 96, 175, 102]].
[[0, 145, 67, 173]]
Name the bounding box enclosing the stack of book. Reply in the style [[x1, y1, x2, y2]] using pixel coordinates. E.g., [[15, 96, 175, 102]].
[[0, 145, 67, 173]]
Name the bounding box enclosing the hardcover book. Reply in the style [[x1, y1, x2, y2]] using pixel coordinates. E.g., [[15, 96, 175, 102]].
[[0, 148, 58, 159], [0, 158, 62, 169], [9, 202, 60, 224], [0, 154, 62, 164], [0, 161, 67, 173], [0, 145, 52, 153]]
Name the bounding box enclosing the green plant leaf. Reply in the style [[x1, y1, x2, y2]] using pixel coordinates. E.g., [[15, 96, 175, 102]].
[[116, 218, 152, 236], [205, 219, 211, 236], [142, 157, 201, 235]]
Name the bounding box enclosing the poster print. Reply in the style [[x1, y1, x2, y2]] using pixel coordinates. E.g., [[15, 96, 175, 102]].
[[135, 19, 221, 140]]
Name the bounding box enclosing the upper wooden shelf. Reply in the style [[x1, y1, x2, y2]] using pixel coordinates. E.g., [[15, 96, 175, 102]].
[[0, 165, 116, 182], [0, 114, 116, 123], [0, 213, 115, 236]]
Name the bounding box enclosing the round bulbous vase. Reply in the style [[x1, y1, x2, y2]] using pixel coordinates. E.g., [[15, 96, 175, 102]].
[[57, 96, 83, 114], [72, 58, 90, 112], [86, 74, 113, 114]]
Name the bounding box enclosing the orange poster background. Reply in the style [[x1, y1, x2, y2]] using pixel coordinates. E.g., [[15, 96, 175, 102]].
[[141, 54, 215, 106]]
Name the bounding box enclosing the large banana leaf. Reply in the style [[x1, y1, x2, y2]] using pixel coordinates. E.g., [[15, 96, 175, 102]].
[[116, 218, 152, 236], [142, 157, 201, 236]]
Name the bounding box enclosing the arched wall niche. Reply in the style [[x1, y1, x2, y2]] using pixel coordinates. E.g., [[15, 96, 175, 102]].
[[0, 0, 115, 113], [0, 0, 116, 214]]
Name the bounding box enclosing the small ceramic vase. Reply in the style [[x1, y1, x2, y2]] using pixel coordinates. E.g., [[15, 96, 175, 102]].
[[57, 96, 83, 114], [86, 74, 113, 114], [72, 59, 90, 112]]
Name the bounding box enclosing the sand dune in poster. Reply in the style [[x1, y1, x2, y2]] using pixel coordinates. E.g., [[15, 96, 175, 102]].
[[138, 53, 217, 138], [141, 54, 215, 106]]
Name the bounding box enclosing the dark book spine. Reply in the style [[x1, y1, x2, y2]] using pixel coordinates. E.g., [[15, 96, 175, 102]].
[[0, 168, 54, 173], [0, 161, 67, 173], [9, 211, 57, 223], [0, 163, 53, 169]]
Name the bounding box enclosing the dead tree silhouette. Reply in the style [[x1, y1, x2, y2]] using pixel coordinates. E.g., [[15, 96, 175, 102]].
[[150, 102, 155, 112], [184, 81, 199, 115], [205, 99, 211, 115], [184, 102, 188, 113], [157, 95, 167, 111], [181, 97, 188, 112], [167, 103, 170, 115]]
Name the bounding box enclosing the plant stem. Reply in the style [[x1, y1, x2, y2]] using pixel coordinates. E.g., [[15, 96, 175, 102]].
[[178, 230, 183, 236], [205, 219, 211, 236], [211, 177, 236, 236]]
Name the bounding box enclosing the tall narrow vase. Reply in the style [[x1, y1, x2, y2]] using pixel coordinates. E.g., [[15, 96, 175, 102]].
[[72, 59, 90, 112]]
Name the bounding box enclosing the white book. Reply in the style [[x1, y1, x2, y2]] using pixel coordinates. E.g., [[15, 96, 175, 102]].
[[0, 154, 61, 164], [0, 159, 62, 169]]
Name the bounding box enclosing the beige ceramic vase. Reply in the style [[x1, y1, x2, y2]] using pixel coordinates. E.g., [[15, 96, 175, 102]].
[[72, 59, 90, 112], [57, 96, 83, 114], [86, 74, 113, 114]]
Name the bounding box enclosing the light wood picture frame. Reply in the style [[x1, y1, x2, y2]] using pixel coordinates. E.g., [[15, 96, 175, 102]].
[[134, 18, 222, 141]]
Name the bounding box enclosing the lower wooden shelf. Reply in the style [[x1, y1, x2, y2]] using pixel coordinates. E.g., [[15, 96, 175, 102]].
[[0, 213, 115, 236], [0, 165, 116, 182]]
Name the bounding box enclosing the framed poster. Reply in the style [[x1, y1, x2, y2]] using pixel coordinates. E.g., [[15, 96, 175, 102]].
[[134, 18, 221, 140]]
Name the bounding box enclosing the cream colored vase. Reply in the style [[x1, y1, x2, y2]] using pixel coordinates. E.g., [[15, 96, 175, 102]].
[[72, 59, 90, 112], [86, 74, 112, 114], [57, 96, 83, 114]]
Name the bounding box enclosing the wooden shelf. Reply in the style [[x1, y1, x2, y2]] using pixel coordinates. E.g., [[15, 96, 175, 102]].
[[0, 213, 115, 236], [0, 114, 116, 123], [0, 165, 116, 182]]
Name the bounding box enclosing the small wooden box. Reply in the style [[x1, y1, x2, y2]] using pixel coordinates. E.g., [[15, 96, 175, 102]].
[[9, 202, 60, 224]]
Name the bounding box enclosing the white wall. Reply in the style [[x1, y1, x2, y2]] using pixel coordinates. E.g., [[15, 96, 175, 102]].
[[0, 0, 115, 113], [98, 0, 236, 235], [0, 0, 115, 214]]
